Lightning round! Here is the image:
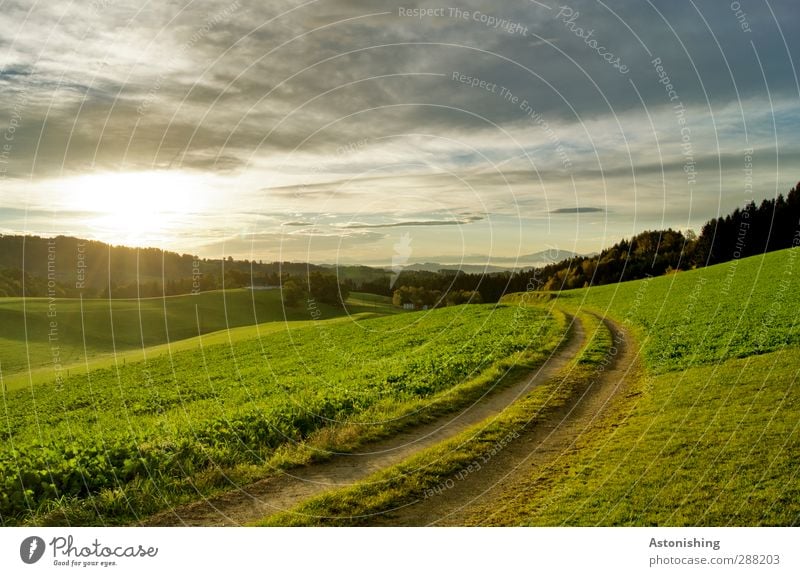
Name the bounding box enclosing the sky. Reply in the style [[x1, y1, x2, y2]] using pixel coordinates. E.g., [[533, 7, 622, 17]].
[[1, 0, 799, 265]]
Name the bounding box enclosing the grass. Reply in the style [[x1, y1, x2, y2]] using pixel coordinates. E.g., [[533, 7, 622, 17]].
[[0, 302, 563, 526], [0, 289, 397, 390], [481, 346, 800, 526], [5, 248, 797, 527], [488, 247, 800, 525], [261, 247, 800, 526], [258, 311, 612, 526], [508, 247, 800, 373]]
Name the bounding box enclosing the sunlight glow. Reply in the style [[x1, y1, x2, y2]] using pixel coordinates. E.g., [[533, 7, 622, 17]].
[[57, 171, 209, 245]]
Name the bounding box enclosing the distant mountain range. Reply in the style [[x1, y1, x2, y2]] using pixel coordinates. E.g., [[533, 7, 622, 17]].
[[352, 249, 586, 272]]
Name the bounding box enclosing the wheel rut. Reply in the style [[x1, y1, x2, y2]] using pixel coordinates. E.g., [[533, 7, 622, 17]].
[[144, 314, 586, 527], [374, 316, 636, 526]]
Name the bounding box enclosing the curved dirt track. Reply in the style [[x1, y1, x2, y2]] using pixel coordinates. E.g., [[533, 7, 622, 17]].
[[374, 316, 637, 526], [144, 315, 586, 526]]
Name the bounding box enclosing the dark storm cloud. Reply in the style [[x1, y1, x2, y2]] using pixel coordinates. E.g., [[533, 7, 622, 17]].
[[551, 207, 604, 214], [2, 0, 799, 261], [3, 0, 797, 179]]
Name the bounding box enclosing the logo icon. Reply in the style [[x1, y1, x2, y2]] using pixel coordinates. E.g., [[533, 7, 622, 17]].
[[390, 233, 413, 288], [20, 536, 46, 564]]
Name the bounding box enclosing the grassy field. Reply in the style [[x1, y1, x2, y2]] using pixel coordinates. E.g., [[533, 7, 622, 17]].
[[530, 247, 800, 373], [487, 247, 800, 526], [261, 247, 800, 526], [0, 302, 562, 525], [260, 311, 612, 526], [486, 346, 800, 526], [0, 289, 397, 390]]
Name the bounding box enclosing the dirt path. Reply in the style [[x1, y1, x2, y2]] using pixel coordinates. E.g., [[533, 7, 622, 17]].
[[144, 315, 586, 526], [375, 316, 637, 526]]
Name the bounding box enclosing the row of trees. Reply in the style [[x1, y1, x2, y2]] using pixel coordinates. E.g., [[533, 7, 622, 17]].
[[391, 286, 482, 309], [694, 185, 800, 265], [281, 272, 350, 308], [2, 183, 797, 301], [514, 183, 800, 292], [376, 183, 800, 298], [0, 234, 341, 297]]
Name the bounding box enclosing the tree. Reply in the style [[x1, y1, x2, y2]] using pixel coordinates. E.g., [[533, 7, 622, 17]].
[[308, 272, 349, 307], [281, 280, 304, 307]]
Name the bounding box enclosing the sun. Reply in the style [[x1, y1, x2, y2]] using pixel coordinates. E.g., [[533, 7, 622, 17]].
[[58, 171, 207, 245]]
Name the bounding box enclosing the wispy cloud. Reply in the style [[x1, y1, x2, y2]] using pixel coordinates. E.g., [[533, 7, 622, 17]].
[[1, 0, 798, 260], [551, 207, 604, 214]]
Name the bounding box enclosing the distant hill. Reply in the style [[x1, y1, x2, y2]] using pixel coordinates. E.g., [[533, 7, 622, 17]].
[[355, 249, 583, 272], [481, 249, 582, 266], [394, 262, 517, 273], [0, 235, 385, 298]]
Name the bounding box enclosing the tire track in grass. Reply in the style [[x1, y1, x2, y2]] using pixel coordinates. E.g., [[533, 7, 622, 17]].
[[144, 314, 585, 526], [389, 316, 636, 526]]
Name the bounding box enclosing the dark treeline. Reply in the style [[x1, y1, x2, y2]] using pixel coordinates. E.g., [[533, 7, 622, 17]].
[[355, 182, 800, 301], [518, 183, 800, 292], [696, 184, 800, 265], [0, 235, 343, 298], [2, 183, 798, 301]]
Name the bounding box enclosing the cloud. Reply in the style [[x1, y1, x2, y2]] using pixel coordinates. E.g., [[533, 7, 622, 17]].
[[2, 0, 799, 260], [551, 207, 604, 214], [339, 215, 484, 228]]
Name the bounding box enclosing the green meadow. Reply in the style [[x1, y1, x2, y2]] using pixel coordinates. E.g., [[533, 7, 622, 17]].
[[2, 248, 797, 527], [261, 247, 800, 526], [495, 247, 800, 526], [0, 300, 561, 525], [0, 289, 396, 390]]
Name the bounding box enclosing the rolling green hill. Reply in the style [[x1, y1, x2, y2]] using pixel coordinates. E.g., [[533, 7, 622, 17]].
[[497, 247, 800, 525], [509, 246, 800, 372], [0, 289, 398, 390], [0, 301, 562, 525], [260, 247, 800, 526]]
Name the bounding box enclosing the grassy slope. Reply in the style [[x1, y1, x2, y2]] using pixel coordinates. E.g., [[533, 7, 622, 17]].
[[0, 290, 396, 390], [262, 248, 800, 526], [496, 347, 799, 526], [260, 311, 612, 526], [1, 302, 563, 525], [549, 247, 800, 372], [493, 247, 800, 525]]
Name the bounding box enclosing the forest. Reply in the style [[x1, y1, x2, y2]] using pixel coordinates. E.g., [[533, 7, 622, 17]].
[[1, 183, 798, 303]]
